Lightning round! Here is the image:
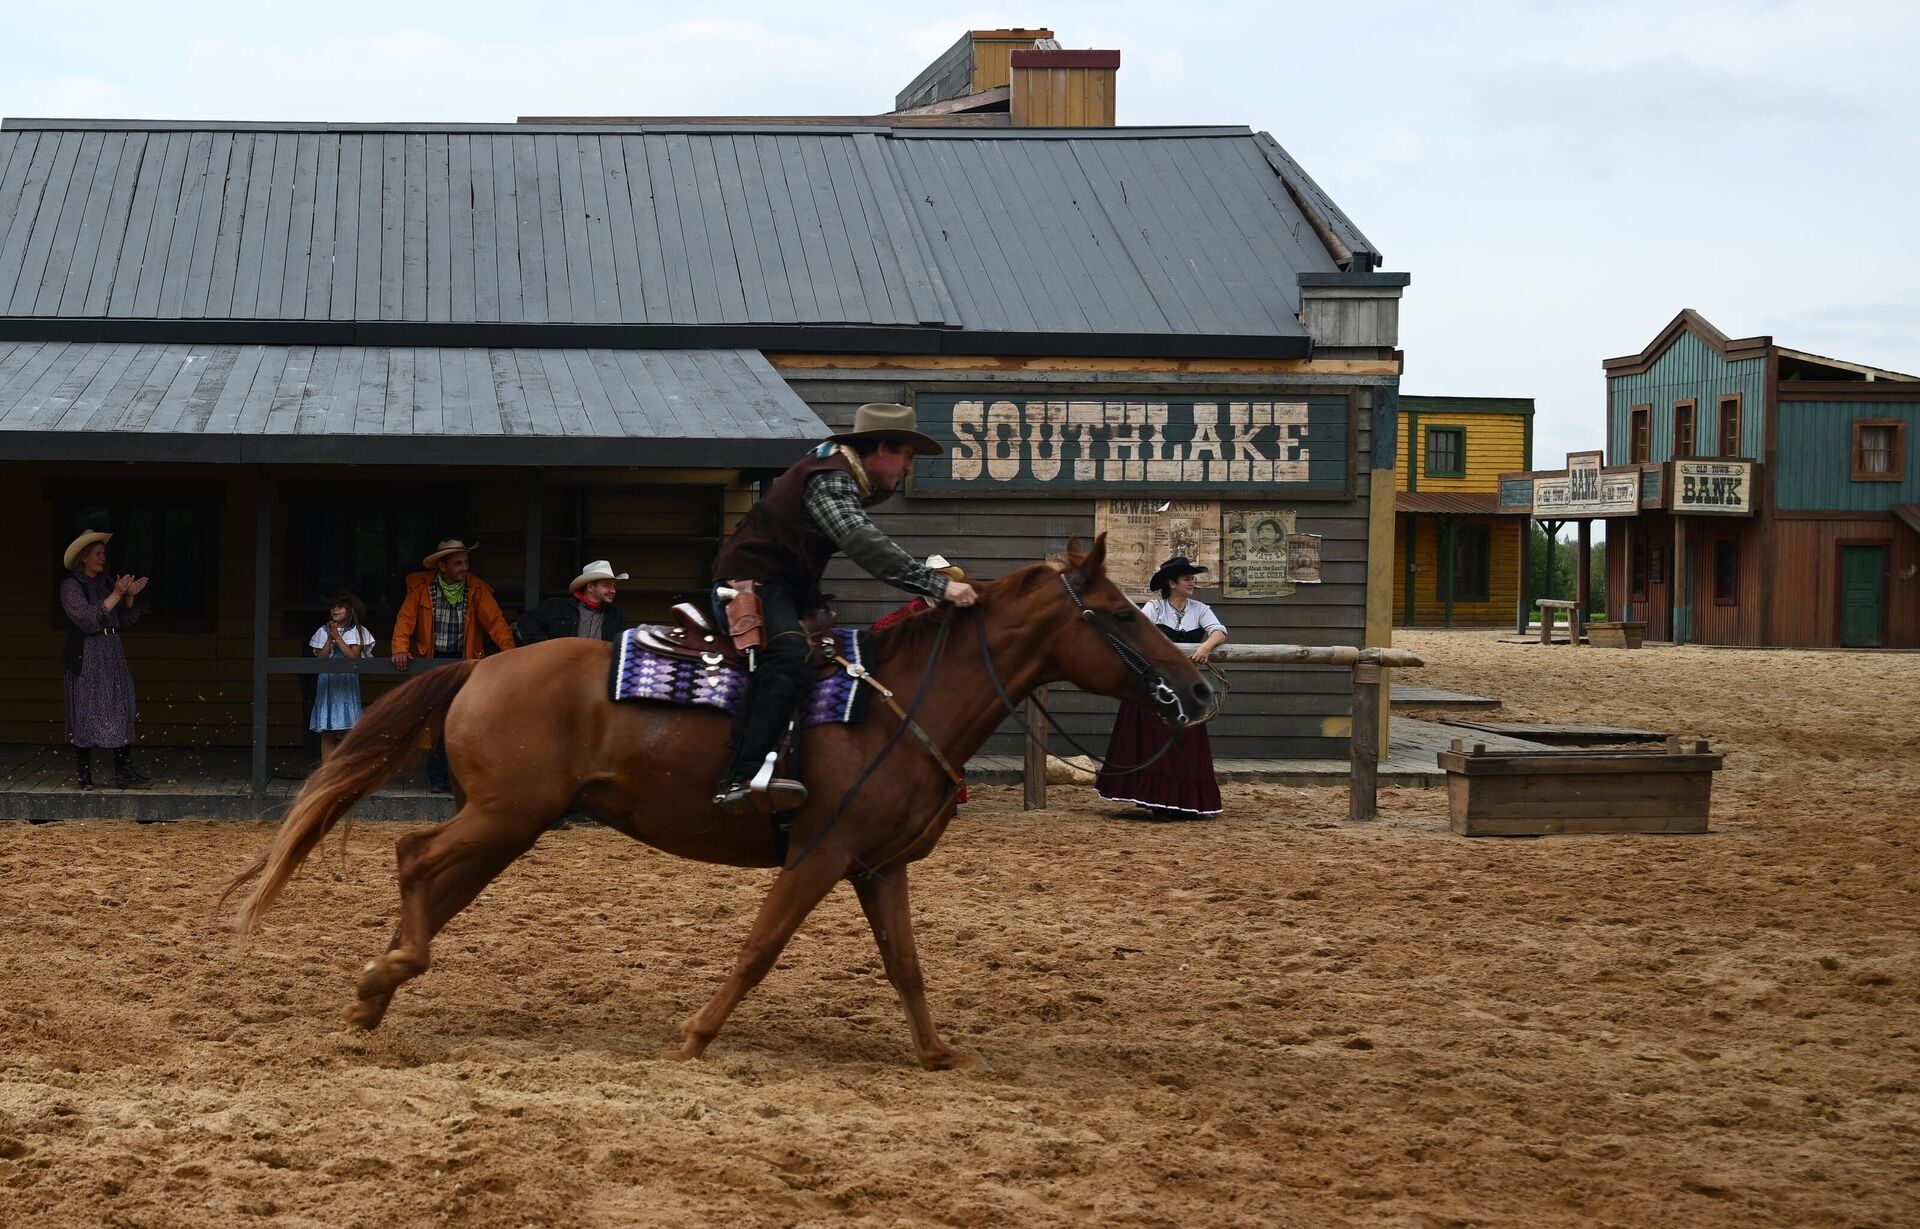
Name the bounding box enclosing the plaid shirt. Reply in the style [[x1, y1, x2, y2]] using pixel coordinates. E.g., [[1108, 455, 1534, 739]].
[[430, 582, 467, 656], [803, 470, 949, 600]]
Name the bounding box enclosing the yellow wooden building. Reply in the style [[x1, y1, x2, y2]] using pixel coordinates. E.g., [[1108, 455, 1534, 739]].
[[1392, 396, 1534, 627]]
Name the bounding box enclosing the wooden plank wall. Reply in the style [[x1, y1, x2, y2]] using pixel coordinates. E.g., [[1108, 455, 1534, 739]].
[[1607, 332, 1767, 463], [1398, 410, 1528, 491], [1766, 516, 1919, 648], [1679, 518, 1766, 646], [1773, 401, 1920, 511], [1392, 515, 1521, 627], [1010, 68, 1118, 127], [788, 374, 1375, 759]]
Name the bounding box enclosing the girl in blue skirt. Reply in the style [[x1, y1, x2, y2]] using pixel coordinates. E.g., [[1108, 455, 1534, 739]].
[[309, 593, 374, 760]]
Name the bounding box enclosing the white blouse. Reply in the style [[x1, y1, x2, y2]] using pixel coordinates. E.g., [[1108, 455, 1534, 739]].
[[1140, 597, 1227, 638], [309, 624, 378, 651]]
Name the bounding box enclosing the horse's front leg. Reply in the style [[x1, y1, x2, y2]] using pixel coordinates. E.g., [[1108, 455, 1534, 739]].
[[853, 865, 986, 1072], [664, 848, 850, 1061]]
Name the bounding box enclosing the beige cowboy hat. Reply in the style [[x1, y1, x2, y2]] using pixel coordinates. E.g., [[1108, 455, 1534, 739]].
[[924, 554, 965, 581], [63, 530, 112, 571], [826, 402, 945, 455], [422, 538, 479, 568], [569, 560, 629, 592]]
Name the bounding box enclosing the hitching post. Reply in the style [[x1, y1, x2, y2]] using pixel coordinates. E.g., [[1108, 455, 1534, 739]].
[[1349, 662, 1382, 822], [1023, 685, 1048, 811]]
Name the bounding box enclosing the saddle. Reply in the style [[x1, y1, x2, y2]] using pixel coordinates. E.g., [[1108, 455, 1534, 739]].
[[629, 601, 843, 673]]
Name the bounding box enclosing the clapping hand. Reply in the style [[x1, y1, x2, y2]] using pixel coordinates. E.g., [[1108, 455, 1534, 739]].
[[126, 576, 149, 596]]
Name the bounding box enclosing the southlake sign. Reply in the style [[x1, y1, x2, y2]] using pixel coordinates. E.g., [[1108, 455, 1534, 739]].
[[911, 393, 1351, 493], [1671, 460, 1754, 515]]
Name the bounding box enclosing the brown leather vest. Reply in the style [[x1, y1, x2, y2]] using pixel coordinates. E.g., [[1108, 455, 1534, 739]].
[[711, 449, 858, 608]]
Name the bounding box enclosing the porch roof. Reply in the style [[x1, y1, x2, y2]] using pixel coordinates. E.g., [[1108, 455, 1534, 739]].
[[0, 340, 827, 467]]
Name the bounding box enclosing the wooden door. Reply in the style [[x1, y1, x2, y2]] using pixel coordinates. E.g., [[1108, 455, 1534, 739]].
[[1839, 545, 1888, 647], [1645, 532, 1670, 641]]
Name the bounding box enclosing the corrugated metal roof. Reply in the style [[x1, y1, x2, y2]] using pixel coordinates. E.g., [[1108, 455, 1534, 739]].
[[0, 338, 825, 465], [1395, 491, 1524, 516], [0, 121, 1341, 341]]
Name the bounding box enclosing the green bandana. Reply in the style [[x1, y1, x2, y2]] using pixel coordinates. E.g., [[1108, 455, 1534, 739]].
[[436, 576, 467, 607]]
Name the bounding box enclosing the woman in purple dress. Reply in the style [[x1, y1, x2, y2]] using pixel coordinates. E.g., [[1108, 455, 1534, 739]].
[[1096, 556, 1228, 819], [59, 531, 150, 789]]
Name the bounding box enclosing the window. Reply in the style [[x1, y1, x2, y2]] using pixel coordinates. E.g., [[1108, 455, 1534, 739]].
[[1673, 399, 1696, 459], [1851, 419, 1906, 482], [54, 484, 219, 628], [1438, 523, 1491, 603], [1425, 426, 1465, 478], [1629, 405, 1651, 463], [1713, 537, 1739, 606], [1717, 395, 1742, 458], [1630, 533, 1649, 600], [285, 483, 472, 627]]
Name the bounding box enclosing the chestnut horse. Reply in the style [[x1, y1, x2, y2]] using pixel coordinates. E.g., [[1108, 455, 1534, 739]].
[[225, 537, 1213, 1069]]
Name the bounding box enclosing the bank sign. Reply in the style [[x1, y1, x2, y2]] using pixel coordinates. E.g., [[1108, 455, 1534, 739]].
[[911, 394, 1352, 494], [1671, 460, 1754, 515]]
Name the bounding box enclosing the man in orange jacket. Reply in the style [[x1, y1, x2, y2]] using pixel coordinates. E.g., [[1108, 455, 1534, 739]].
[[390, 538, 515, 791]]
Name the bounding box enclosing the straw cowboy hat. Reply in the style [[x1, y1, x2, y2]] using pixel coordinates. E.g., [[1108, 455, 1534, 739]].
[[569, 560, 629, 592], [63, 530, 112, 570], [826, 403, 945, 455], [1148, 555, 1209, 594], [924, 554, 965, 581], [422, 538, 478, 568]]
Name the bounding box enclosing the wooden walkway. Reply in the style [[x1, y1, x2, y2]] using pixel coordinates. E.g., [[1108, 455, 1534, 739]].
[[0, 719, 1550, 821]]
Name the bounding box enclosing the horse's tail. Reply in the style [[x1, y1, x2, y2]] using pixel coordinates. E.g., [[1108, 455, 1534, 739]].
[[223, 660, 481, 935]]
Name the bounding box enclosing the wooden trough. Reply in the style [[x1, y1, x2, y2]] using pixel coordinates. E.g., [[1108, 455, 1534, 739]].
[[1436, 736, 1722, 836], [1586, 620, 1647, 649]]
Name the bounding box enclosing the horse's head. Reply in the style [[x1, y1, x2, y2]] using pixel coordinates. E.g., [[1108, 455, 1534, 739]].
[[1026, 535, 1214, 727]]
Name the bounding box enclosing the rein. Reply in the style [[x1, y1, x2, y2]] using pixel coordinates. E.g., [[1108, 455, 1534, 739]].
[[785, 571, 1203, 874]]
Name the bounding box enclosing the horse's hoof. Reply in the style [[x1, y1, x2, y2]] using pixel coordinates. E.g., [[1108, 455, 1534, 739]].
[[344, 1000, 386, 1031], [922, 1048, 990, 1073], [657, 1044, 702, 1062], [355, 959, 392, 1000]]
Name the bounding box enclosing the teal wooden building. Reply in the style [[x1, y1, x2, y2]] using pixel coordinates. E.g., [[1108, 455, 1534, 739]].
[[1600, 309, 1918, 648]]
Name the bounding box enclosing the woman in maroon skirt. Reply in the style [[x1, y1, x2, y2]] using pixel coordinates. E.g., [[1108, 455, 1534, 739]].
[[1096, 556, 1227, 819]]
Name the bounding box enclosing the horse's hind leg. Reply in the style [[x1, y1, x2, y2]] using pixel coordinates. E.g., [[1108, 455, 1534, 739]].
[[664, 850, 850, 1061], [347, 806, 541, 1029], [853, 867, 985, 1072]]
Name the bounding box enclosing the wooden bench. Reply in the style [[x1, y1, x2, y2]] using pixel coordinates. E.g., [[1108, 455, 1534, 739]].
[[1535, 599, 1577, 645]]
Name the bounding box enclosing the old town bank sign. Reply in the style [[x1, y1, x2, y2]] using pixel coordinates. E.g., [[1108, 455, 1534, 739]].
[[912, 394, 1353, 494]]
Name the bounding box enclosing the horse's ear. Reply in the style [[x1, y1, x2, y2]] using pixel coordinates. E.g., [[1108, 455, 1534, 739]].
[[1063, 535, 1086, 567], [1079, 532, 1109, 578]]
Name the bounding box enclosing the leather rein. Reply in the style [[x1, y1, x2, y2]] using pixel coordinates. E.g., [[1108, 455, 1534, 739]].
[[787, 572, 1198, 873]]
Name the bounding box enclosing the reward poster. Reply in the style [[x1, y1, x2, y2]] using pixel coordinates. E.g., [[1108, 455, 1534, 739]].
[[1222, 509, 1311, 597], [1095, 499, 1223, 598]]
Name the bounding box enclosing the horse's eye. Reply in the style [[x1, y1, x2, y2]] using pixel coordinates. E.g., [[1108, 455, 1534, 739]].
[[1113, 609, 1135, 623]]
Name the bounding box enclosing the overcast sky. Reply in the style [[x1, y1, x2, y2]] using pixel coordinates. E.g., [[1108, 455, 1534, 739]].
[[4, 0, 1915, 464]]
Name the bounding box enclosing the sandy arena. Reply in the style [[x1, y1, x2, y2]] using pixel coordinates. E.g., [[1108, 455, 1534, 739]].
[[1, 631, 1916, 1227]]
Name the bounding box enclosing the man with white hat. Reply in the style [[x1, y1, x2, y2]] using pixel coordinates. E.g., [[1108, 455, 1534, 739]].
[[516, 561, 631, 645], [708, 403, 978, 816]]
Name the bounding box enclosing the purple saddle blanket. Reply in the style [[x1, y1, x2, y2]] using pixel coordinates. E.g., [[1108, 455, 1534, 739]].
[[609, 626, 871, 728]]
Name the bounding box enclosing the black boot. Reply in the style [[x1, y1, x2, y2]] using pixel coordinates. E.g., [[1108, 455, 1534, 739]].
[[715, 640, 811, 815], [75, 747, 94, 790], [113, 746, 151, 789]]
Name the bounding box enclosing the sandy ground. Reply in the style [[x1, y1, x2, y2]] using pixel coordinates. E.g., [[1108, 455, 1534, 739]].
[[1, 631, 1917, 1228]]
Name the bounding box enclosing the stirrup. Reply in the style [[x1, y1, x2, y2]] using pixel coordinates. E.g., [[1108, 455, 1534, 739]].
[[713, 779, 809, 816]]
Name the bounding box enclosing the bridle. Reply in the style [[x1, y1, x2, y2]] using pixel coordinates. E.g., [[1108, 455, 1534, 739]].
[[787, 569, 1206, 874]]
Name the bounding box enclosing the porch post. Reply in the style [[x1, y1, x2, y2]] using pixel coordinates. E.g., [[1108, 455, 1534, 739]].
[[1575, 518, 1592, 645], [250, 469, 272, 806], [524, 472, 544, 612], [1441, 518, 1456, 628], [1515, 517, 1532, 634]]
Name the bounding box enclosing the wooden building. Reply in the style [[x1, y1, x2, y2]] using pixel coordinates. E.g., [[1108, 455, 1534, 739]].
[[1547, 308, 1916, 648], [1391, 395, 1533, 627], [0, 30, 1407, 798]]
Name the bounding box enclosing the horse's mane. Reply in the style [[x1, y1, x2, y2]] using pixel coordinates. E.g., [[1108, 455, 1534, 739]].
[[861, 560, 1067, 667]]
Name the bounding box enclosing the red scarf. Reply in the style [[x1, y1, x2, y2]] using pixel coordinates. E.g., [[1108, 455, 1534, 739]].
[[575, 593, 602, 611]]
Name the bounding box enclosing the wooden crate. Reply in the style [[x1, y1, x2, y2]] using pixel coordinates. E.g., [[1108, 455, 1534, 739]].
[[1587, 620, 1647, 649], [1436, 738, 1721, 836]]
